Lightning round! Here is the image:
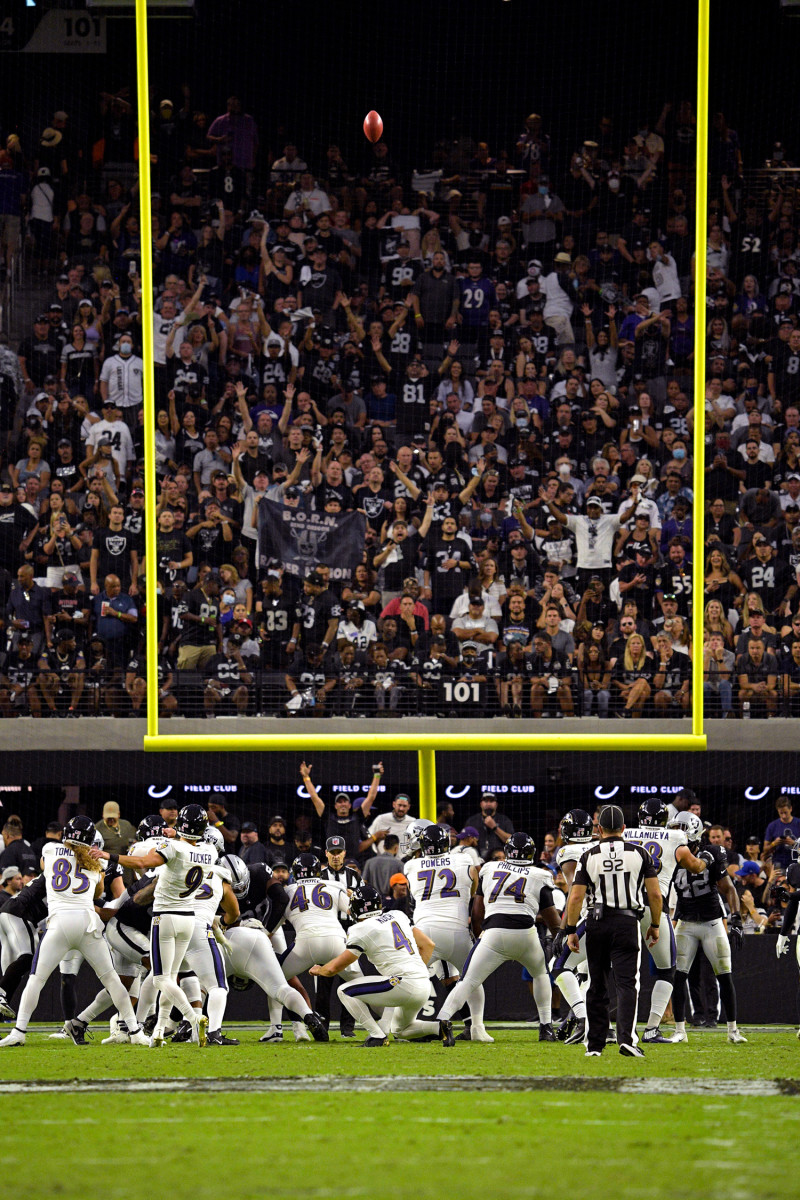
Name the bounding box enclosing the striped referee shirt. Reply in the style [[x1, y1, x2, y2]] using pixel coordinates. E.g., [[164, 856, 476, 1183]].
[[575, 837, 657, 916]]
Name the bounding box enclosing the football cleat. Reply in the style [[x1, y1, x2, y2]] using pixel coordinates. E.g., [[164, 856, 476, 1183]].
[[555, 1015, 576, 1041], [141, 1013, 158, 1037], [440, 1020, 455, 1047], [0, 1028, 26, 1047], [605, 1026, 617, 1044], [49, 1026, 69, 1040], [619, 1043, 645, 1057], [470, 1025, 494, 1043], [362, 1036, 389, 1047], [0, 991, 16, 1021], [642, 1026, 672, 1044], [564, 1018, 587, 1045], [65, 1019, 88, 1046], [259, 1025, 283, 1043], [538, 1023, 557, 1042], [455, 1025, 471, 1041], [149, 1030, 166, 1048], [727, 1029, 748, 1044], [207, 1030, 239, 1046], [197, 1015, 208, 1047], [128, 1029, 149, 1046], [170, 1020, 193, 1043], [303, 1012, 329, 1043], [670, 1030, 688, 1043], [292, 1021, 311, 1042], [584, 1049, 602, 1057], [102, 1017, 130, 1045]]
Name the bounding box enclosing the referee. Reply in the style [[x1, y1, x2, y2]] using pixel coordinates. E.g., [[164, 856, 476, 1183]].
[[565, 804, 662, 1058], [317, 835, 361, 1037]]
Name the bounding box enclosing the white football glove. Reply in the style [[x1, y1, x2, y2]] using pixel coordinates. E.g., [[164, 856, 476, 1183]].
[[211, 916, 233, 951], [776, 934, 789, 958], [239, 918, 267, 932]]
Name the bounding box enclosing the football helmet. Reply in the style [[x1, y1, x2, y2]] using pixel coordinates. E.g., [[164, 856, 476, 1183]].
[[420, 824, 451, 857], [222, 855, 250, 898], [202, 826, 225, 855], [792, 840, 800, 864], [92, 831, 105, 850], [638, 799, 670, 828], [292, 853, 321, 881], [504, 832, 536, 862], [559, 808, 593, 843], [175, 804, 208, 840], [137, 814, 167, 842], [669, 811, 703, 847], [63, 816, 96, 847], [405, 819, 434, 856], [349, 884, 383, 922]]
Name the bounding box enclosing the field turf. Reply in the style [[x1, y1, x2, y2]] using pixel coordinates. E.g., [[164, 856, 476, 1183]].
[[4, 1025, 800, 1200]]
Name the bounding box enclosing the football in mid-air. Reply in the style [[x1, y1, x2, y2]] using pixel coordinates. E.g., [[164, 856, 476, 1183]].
[[363, 111, 383, 143]]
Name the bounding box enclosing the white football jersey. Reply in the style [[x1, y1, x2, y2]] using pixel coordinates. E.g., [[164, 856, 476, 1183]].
[[284, 878, 348, 937], [404, 853, 474, 926], [193, 869, 225, 924], [556, 843, 590, 917], [151, 838, 220, 913], [42, 842, 102, 915], [479, 860, 553, 920], [624, 825, 688, 900], [346, 909, 428, 982]]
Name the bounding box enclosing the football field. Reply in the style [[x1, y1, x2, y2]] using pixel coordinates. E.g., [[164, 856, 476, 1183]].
[[4, 1024, 799, 1200]]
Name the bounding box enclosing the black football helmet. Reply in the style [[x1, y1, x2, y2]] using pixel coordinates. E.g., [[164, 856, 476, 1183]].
[[349, 884, 383, 922], [293, 853, 321, 881], [175, 804, 208, 840], [638, 798, 670, 828], [559, 808, 593, 843], [137, 814, 167, 842], [504, 832, 536, 862], [63, 815, 96, 846], [420, 824, 451, 857]]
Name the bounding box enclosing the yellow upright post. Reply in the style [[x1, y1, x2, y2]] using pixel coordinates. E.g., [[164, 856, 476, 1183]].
[[135, 0, 159, 739], [418, 749, 437, 822], [692, 0, 710, 739]]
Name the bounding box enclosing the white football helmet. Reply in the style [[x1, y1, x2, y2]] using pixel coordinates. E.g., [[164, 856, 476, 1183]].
[[669, 812, 703, 846], [203, 826, 225, 855], [222, 854, 250, 898], [92, 831, 105, 850], [403, 818, 434, 859]]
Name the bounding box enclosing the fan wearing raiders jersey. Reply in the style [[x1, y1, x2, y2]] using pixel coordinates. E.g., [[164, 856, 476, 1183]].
[[90, 506, 138, 593], [381, 243, 422, 303], [203, 643, 254, 716], [300, 340, 341, 406], [294, 570, 342, 655], [624, 799, 710, 1044], [411, 638, 454, 715], [668, 812, 747, 1045], [385, 310, 421, 393], [424, 515, 473, 613], [285, 644, 336, 714], [257, 577, 296, 671], [396, 359, 439, 440], [437, 833, 561, 1045], [0, 637, 42, 717]]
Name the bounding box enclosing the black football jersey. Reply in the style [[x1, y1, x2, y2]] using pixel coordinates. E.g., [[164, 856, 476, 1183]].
[[673, 844, 727, 923]]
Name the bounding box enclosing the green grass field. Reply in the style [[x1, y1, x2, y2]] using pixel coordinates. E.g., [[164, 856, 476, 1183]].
[[3, 1025, 800, 1200]]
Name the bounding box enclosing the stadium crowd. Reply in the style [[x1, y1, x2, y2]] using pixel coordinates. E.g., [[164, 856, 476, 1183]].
[[1, 92, 799, 719], [0, 778, 797, 1048]]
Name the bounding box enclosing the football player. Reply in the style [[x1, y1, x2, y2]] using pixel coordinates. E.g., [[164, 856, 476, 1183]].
[[311, 884, 435, 1047], [550, 808, 594, 1045], [279, 855, 363, 1006], [90, 803, 227, 1047], [437, 833, 562, 1045], [404, 824, 492, 1042], [624, 799, 711, 1044], [0, 818, 148, 1047], [668, 812, 747, 1045], [775, 840, 800, 1038], [0, 873, 46, 1020]]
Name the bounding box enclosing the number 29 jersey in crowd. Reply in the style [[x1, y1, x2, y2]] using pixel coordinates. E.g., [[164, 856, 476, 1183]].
[[346, 909, 428, 982], [151, 838, 221, 914], [478, 860, 554, 929], [623, 825, 689, 902], [404, 853, 474, 927], [42, 842, 101, 914]]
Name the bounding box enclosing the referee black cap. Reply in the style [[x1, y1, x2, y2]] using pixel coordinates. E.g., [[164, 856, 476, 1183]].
[[598, 804, 625, 832], [326, 835, 346, 853]]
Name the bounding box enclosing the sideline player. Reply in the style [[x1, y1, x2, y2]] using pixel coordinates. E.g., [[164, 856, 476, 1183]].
[[91, 803, 225, 1047], [404, 823, 491, 1042], [437, 832, 562, 1045], [624, 798, 711, 1044], [550, 808, 594, 1044], [668, 812, 747, 1045], [0, 817, 148, 1047], [312, 884, 435, 1046], [776, 841, 800, 1037]]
